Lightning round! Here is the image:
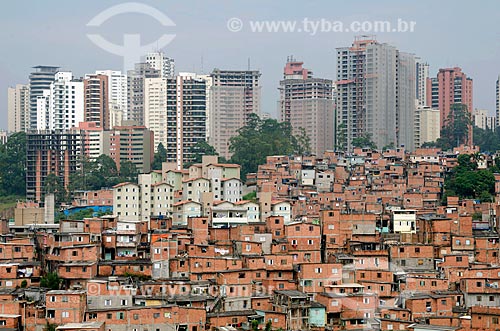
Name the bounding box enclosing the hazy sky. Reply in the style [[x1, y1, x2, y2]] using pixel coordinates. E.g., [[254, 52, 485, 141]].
[[1, 0, 500, 129]]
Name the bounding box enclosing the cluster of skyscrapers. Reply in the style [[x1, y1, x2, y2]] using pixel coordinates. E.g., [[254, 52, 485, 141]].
[[7, 37, 497, 202]]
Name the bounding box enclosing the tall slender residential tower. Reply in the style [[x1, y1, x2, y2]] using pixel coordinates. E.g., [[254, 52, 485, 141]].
[[127, 63, 160, 125], [415, 58, 429, 106], [496, 76, 499, 128], [336, 36, 416, 151], [397, 52, 417, 151], [278, 57, 334, 155], [145, 52, 175, 78], [7, 84, 30, 132], [144, 77, 169, 152], [29, 66, 59, 130], [84, 74, 110, 129], [426, 67, 473, 143], [95, 70, 128, 125], [144, 73, 207, 169], [208, 69, 261, 159]]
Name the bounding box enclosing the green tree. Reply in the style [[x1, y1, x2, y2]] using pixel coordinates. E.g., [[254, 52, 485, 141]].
[[68, 155, 94, 192], [352, 132, 377, 150], [45, 322, 58, 331], [265, 320, 272, 331], [335, 123, 347, 151], [473, 126, 500, 153], [185, 140, 219, 168], [438, 103, 472, 149], [444, 154, 495, 201], [295, 127, 311, 155], [151, 143, 167, 170], [119, 160, 138, 183], [251, 320, 259, 331], [44, 173, 68, 206], [0, 132, 27, 196], [229, 114, 302, 180], [40, 272, 61, 290], [383, 142, 395, 151]]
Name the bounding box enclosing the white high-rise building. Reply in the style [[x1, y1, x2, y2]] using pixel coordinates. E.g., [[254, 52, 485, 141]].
[[36, 90, 50, 131], [95, 70, 128, 123], [415, 58, 429, 107], [7, 84, 30, 132], [144, 77, 168, 152], [474, 109, 495, 131], [144, 73, 207, 169], [36, 72, 84, 131], [29, 66, 59, 130], [414, 105, 440, 148], [145, 52, 175, 78], [496, 76, 499, 128]]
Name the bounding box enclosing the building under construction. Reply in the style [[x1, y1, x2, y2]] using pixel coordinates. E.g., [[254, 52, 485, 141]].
[[26, 130, 83, 202]]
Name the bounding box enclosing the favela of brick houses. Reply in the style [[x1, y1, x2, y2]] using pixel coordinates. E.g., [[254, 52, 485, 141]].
[[3, 1, 500, 331]]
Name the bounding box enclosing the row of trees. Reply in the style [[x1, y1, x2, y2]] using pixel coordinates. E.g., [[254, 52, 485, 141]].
[[444, 154, 497, 203], [229, 114, 310, 179], [0, 132, 26, 197], [46, 154, 139, 205], [423, 104, 472, 150], [473, 126, 500, 153]]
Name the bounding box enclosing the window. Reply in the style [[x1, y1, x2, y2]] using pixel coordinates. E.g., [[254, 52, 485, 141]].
[[363, 297, 369, 304], [477, 296, 482, 302], [415, 247, 420, 253], [62, 296, 68, 303], [50, 296, 56, 302], [104, 299, 111, 306], [493, 317, 499, 324], [117, 312, 125, 320], [107, 313, 112, 319], [456, 256, 462, 262], [121, 299, 128, 306], [62, 311, 69, 318], [477, 282, 482, 287]]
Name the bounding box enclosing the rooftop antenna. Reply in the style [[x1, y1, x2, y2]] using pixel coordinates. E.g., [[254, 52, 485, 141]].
[[201, 56, 204, 74], [247, 58, 250, 70]]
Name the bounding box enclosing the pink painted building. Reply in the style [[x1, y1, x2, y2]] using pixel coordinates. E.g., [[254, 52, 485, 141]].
[[426, 67, 473, 143]]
